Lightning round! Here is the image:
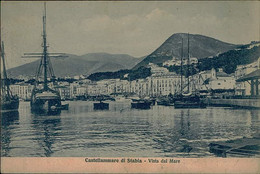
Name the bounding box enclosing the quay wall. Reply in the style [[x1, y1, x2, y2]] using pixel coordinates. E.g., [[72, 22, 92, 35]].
[[206, 98, 260, 109]]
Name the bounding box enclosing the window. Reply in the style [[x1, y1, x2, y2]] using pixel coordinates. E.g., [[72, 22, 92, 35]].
[[218, 83, 221, 85]]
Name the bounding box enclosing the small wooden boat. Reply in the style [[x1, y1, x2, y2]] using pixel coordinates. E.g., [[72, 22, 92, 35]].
[[209, 137, 260, 157], [131, 99, 151, 109], [174, 93, 206, 109], [94, 101, 109, 110], [1, 41, 19, 111]]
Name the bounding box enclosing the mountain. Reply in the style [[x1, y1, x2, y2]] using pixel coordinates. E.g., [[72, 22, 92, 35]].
[[7, 53, 143, 77], [133, 33, 239, 69], [79, 53, 142, 68]]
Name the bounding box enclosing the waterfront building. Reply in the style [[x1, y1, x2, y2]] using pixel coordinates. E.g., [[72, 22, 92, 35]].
[[87, 83, 98, 96], [96, 80, 108, 95], [147, 72, 182, 96], [56, 85, 70, 100], [9, 84, 20, 98], [132, 79, 149, 97], [235, 57, 260, 96], [70, 82, 80, 99], [9, 83, 33, 100], [77, 85, 87, 96], [191, 68, 235, 95], [208, 68, 235, 92]]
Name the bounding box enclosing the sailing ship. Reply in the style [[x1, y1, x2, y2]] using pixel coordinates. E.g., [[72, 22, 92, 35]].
[[174, 33, 206, 109], [1, 42, 19, 111], [25, 3, 65, 114]]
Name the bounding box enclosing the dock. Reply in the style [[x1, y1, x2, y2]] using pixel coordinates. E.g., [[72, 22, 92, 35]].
[[205, 98, 260, 109], [209, 137, 260, 157]]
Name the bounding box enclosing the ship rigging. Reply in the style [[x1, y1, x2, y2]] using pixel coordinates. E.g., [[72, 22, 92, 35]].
[[23, 3, 66, 114], [1, 41, 20, 111], [173, 33, 206, 108]]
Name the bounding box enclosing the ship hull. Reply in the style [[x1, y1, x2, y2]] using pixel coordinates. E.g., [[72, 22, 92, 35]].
[[173, 94, 207, 109], [31, 90, 61, 115], [1, 99, 19, 111], [31, 98, 61, 115]]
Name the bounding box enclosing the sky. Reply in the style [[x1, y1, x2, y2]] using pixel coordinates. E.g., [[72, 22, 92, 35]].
[[1, 1, 259, 68]]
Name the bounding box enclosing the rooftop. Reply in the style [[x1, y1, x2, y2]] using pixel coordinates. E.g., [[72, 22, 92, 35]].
[[236, 69, 260, 82]]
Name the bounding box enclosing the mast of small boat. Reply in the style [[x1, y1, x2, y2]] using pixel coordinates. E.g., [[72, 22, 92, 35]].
[[1, 41, 11, 99], [42, 2, 48, 90], [180, 38, 183, 94], [187, 33, 190, 93]]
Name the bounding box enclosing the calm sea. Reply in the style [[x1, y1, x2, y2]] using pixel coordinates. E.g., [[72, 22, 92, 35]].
[[1, 101, 259, 157]]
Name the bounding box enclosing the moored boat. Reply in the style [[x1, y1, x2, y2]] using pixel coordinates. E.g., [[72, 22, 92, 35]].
[[31, 89, 61, 114], [25, 3, 65, 115], [173, 33, 206, 109], [131, 99, 151, 109], [1, 41, 19, 111], [94, 101, 109, 110], [173, 93, 206, 109], [1, 98, 20, 111]]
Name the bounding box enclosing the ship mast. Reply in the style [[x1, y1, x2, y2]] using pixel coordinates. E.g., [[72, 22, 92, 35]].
[[43, 2, 48, 90], [22, 2, 67, 90], [1, 41, 11, 99], [180, 38, 183, 94], [187, 33, 190, 93]]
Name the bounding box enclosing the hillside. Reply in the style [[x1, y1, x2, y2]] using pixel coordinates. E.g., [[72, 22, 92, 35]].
[[198, 44, 260, 74], [88, 42, 259, 81], [7, 53, 143, 77], [133, 33, 238, 69]]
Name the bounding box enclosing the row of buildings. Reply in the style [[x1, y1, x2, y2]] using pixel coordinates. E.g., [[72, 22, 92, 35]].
[[9, 57, 260, 100]]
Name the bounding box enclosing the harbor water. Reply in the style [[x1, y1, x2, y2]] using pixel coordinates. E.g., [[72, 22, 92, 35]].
[[1, 101, 259, 157]]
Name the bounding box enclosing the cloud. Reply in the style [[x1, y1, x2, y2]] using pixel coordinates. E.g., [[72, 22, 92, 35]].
[[1, 1, 259, 68]]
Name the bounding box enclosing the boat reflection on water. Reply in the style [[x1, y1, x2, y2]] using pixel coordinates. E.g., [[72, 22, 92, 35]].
[[1, 110, 19, 157], [1, 110, 19, 126], [31, 114, 61, 157], [31, 108, 61, 116]]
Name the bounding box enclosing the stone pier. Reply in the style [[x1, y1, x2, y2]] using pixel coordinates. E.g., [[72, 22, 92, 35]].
[[206, 98, 260, 109]]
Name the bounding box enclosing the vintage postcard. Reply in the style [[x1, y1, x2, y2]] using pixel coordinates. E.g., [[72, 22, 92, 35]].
[[1, 0, 259, 173]]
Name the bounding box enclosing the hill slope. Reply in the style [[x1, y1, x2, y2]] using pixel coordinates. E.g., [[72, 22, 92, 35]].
[[133, 33, 238, 69], [7, 53, 143, 77]]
